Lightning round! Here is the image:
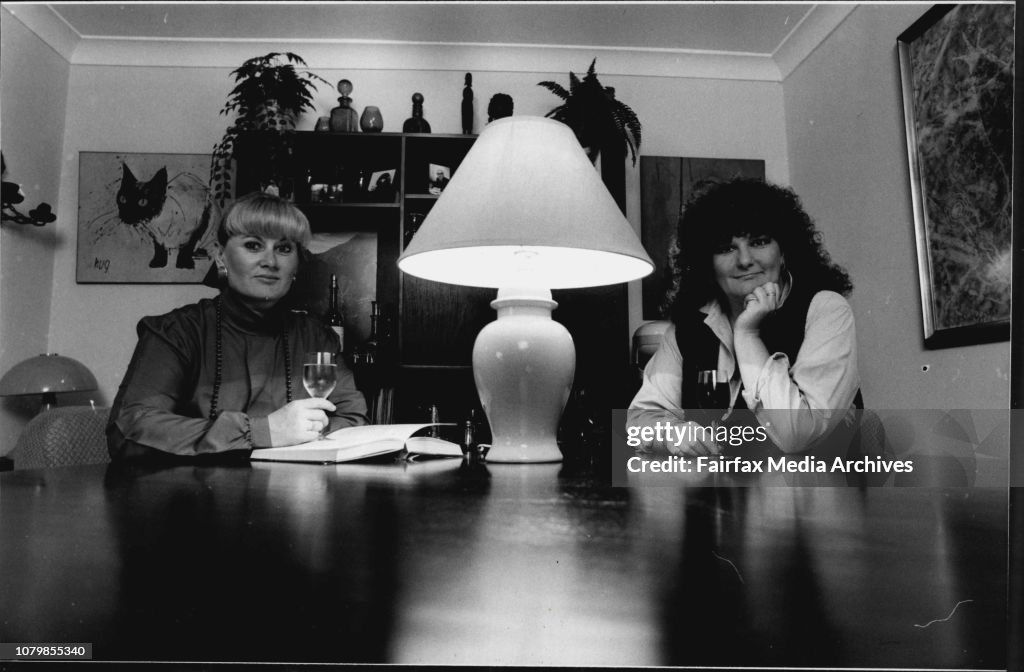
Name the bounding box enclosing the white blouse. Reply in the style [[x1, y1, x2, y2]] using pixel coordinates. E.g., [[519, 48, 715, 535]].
[[627, 289, 860, 453]]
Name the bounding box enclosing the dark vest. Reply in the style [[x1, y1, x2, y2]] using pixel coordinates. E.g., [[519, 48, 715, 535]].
[[675, 287, 862, 456]]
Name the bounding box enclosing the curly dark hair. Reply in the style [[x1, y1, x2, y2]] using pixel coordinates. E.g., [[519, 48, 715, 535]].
[[669, 178, 852, 321]]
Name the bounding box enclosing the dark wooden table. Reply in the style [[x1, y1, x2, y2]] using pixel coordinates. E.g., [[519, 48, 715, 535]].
[[0, 458, 1010, 668]]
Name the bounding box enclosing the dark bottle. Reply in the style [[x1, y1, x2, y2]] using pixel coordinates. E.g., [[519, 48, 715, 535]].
[[462, 409, 481, 459], [324, 274, 346, 354], [353, 301, 381, 366], [403, 92, 431, 133]]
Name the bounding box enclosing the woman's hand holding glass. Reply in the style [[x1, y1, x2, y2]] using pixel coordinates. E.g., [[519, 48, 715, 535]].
[[267, 397, 337, 445], [301, 352, 338, 439], [264, 352, 340, 446]]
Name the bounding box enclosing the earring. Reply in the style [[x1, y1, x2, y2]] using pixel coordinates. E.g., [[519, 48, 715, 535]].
[[216, 262, 228, 283]]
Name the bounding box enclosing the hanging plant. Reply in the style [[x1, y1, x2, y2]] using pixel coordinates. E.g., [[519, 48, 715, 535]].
[[209, 52, 329, 208], [538, 59, 642, 165]]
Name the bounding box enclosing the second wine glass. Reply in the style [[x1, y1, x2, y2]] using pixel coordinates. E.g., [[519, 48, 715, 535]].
[[696, 369, 731, 419]]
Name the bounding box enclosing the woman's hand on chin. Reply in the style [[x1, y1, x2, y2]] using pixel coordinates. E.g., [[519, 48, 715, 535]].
[[268, 398, 337, 446], [734, 281, 781, 334]]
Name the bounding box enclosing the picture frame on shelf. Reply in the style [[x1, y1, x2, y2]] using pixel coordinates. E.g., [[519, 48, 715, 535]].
[[310, 183, 331, 203], [368, 169, 396, 192], [428, 163, 450, 195], [368, 169, 397, 202], [897, 4, 1012, 348], [77, 152, 215, 284]]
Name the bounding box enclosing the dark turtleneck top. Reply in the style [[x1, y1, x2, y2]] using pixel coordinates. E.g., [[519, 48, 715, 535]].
[[107, 289, 368, 461]]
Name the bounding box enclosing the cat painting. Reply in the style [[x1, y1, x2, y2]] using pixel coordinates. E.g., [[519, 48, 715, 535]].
[[79, 153, 214, 282]]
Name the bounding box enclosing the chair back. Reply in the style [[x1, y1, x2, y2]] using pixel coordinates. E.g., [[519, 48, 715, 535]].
[[632, 320, 671, 372], [10, 405, 111, 469]]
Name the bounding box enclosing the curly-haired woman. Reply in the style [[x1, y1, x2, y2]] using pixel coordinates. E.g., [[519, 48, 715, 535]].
[[628, 178, 861, 456]]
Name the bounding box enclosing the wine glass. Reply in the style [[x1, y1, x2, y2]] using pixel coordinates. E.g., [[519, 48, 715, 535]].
[[696, 370, 731, 421], [303, 352, 337, 439]]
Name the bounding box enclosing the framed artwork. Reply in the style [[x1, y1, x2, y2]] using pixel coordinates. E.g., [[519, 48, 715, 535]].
[[898, 4, 1013, 348], [639, 156, 765, 320], [368, 169, 396, 193], [77, 152, 215, 283], [428, 163, 450, 195]]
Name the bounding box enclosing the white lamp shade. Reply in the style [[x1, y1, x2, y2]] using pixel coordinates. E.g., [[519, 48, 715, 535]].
[[398, 116, 653, 289]]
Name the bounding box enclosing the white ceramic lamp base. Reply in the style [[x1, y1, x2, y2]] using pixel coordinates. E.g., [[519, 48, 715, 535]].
[[472, 288, 575, 463]]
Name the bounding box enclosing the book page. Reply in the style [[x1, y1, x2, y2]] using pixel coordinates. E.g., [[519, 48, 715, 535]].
[[250, 423, 455, 464], [405, 436, 463, 458]]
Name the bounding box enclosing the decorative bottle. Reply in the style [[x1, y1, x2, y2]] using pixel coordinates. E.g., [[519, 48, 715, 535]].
[[403, 93, 431, 133], [324, 274, 346, 353], [329, 79, 359, 132]]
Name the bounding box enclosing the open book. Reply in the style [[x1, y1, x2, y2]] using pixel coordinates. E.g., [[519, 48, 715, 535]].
[[250, 423, 461, 464]]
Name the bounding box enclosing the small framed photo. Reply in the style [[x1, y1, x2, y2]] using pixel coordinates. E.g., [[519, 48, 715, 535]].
[[310, 183, 330, 203], [327, 183, 344, 203], [428, 163, 450, 195], [368, 169, 396, 193]]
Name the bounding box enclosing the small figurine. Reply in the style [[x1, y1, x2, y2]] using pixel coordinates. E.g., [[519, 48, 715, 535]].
[[403, 92, 431, 133], [329, 79, 359, 132], [462, 73, 474, 134], [487, 93, 514, 123]]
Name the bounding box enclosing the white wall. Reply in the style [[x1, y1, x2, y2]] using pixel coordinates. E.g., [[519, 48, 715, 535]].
[[0, 7, 69, 455], [43, 59, 788, 419], [783, 4, 1011, 409]]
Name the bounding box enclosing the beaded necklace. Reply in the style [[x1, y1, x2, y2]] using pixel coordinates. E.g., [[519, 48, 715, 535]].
[[208, 296, 293, 420]]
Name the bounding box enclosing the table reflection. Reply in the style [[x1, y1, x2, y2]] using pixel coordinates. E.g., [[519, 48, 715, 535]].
[[0, 459, 1008, 668]]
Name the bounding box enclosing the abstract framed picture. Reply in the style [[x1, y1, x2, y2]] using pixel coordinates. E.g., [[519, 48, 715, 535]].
[[77, 152, 215, 283], [897, 4, 1013, 348]]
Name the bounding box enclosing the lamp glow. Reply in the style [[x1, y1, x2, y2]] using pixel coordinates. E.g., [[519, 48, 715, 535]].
[[399, 116, 653, 463]]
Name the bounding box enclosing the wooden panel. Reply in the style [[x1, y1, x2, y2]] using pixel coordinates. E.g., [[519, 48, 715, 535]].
[[399, 277, 494, 366], [640, 156, 765, 320], [553, 284, 631, 411]]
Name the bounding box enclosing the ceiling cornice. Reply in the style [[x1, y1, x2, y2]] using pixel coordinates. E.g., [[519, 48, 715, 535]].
[[5, 3, 851, 83], [2, 3, 79, 62], [69, 39, 781, 81], [773, 3, 858, 79]]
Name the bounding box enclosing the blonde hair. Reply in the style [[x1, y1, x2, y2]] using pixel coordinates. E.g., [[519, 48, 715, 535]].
[[217, 191, 312, 248]]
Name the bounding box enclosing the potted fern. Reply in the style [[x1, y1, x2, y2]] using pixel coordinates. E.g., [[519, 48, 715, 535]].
[[538, 59, 642, 166], [209, 52, 329, 208]]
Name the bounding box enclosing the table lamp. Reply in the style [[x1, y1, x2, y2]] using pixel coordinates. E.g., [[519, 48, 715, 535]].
[[399, 116, 653, 463], [0, 353, 99, 414]]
